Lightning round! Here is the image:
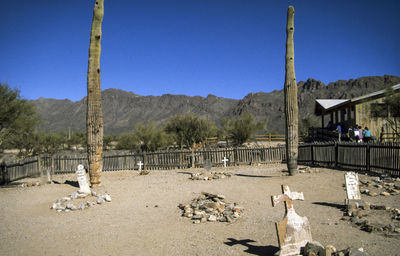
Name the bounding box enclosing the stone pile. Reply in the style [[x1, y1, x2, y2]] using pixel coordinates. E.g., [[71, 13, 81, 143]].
[[302, 242, 369, 256], [190, 171, 232, 181], [179, 192, 243, 224], [299, 166, 320, 174], [50, 191, 112, 213], [341, 201, 400, 234], [359, 176, 400, 197]]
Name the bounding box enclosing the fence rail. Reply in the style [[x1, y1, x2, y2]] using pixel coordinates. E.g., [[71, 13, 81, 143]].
[[298, 142, 400, 176], [1, 142, 399, 184]]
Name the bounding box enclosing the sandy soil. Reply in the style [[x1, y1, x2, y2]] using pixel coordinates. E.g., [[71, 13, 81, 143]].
[[1, 164, 399, 256]]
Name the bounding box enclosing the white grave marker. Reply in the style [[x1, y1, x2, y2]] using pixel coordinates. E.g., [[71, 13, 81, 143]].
[[345, 172, 361, 200], [137, 161, 144, 171], [76, 164, 91, 194], [222, 157, 229, 168], [271, 184, 312, 256]]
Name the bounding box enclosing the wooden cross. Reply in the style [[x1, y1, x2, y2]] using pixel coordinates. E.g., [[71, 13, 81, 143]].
[[137, 161, 144, 171], [271, 184, 304, 212], [222, 157, 229, 168], [271, 184, 311, 253]]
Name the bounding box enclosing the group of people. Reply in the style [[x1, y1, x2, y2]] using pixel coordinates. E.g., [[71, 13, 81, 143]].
[[347, 125, 372, 143], [327, 121, 373, 142]]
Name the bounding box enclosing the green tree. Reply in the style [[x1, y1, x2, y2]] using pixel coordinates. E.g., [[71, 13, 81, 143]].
[[164, 113, 217, 149], [0, 83, 40, 155], [67, 132, 87, 150], [35, 132, 66, 154], [299, 117, 319, 140], [116, 133, 140, 151], [135, 123, 170, 152], [223, 113, 266, 146], [103, 134, 117, 150]]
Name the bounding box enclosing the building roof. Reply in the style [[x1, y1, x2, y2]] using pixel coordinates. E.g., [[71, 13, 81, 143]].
[[315, 83, 400, 113], [315, 99, 349, 111]]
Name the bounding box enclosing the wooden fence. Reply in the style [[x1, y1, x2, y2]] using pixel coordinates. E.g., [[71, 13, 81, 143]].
[[0, 147, 286, 184], [1, 142, 399, 184], [298, 142, 400, 176]]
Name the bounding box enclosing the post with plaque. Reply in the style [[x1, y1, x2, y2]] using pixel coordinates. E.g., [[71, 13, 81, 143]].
[[344, 172, 362, 210]]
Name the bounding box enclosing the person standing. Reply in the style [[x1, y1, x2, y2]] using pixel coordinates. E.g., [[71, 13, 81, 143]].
[[358, 126, 363, 143], [336, 123, 342, 142], [363, 127, 371, 142]]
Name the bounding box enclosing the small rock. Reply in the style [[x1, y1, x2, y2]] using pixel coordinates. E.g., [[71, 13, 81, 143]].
[[91, 191, 97, 196], [325, 245, 337, 256], [104, 194, 112, 202], [208, 215, 217, 222], [97, 196, 105, 204], [380, 191, 391, 196], [193, 220, 201, 224], [50, 203, 57, 209], [78, 202, 85, 210], [70, 192, 78, 199]]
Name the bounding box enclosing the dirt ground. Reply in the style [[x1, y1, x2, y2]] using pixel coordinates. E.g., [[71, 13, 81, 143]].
[[1, 164, 399, 256]]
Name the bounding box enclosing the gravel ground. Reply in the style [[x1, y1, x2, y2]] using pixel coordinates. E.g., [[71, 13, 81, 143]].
[[0, 164, 399, 256]]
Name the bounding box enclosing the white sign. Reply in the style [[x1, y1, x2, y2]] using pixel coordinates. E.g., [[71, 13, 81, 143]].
[[76, 164, 91, 194], [345, 172, 361, 200]]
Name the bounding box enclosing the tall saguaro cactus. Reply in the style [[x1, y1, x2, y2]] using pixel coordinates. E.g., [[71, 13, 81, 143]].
[[86, 0, 104, 187], [284, 6, 298, 176]]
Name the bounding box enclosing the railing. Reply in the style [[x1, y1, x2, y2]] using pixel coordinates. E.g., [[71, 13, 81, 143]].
[[298, 142, 400, 177], [0, 146, 286, 184], [1, 142, 399, 184]]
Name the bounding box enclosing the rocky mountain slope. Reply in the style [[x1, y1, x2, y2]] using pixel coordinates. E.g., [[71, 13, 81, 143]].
[[32, 75, 400, 135]]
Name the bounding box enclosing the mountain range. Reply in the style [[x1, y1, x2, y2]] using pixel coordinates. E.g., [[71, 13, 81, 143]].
[[32, 75, 400, 135]]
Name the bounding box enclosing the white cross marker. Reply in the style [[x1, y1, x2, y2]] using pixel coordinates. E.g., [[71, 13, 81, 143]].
[[137, 161, 144, 171], [222, 157, 229, 168]]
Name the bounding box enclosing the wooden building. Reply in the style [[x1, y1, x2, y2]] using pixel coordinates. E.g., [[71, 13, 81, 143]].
[[314, 84, 400, 142]]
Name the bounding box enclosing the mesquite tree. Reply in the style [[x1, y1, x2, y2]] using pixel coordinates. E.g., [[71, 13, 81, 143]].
[[86, 0, 104, 187], [284, 6, 298, 176]]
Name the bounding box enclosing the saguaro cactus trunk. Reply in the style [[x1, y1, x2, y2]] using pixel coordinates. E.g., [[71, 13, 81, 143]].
[[86, 0, 104, 187], [284, 6, 298, 176]]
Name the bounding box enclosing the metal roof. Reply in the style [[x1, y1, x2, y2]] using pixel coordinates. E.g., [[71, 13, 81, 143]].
[[315, 83, 400, 111], [315, 99, 349, 110]]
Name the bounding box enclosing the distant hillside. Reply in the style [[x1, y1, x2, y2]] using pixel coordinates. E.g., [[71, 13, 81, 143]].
[[32, 75, 400, 135]]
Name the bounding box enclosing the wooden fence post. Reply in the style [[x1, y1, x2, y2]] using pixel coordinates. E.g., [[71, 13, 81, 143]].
[[310, 144, 314, 166], [1, 163, 9, 185], [234, 147, 238, 166], [366, 144, 370, 173], [191, 150, 195, 168], [37, 155, 42, 176], [143, 153, 147, 171], [334, 142, 338, 168]]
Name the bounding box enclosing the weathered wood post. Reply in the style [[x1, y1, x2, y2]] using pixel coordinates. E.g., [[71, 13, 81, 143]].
[[86, 0, 104, 187], [284, 5, 299, 176]]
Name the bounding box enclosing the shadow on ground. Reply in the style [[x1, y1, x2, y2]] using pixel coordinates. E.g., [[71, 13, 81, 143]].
[[313, 201, 345, 210], [235, 174, 273, 178], [63, 180, 79, 188], [224, 238, 279, 256]]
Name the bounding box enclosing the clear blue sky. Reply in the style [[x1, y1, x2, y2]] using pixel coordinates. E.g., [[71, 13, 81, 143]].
[[1, 0, 399, 101]]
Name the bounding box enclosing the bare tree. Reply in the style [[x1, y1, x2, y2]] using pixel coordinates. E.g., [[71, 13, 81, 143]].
[[86, 0, 104, 187], [284, 6, 298, 176]]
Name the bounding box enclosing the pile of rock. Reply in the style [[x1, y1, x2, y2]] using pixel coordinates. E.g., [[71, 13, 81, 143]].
[[50, 191, 112, 212], [359, 176, 400, 197], [190, 171, 232, 181], [299, 166, 320, 174], [341, 201, 400, 234], [179, 192, 243, 224], [302, 242, 368, 256]]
